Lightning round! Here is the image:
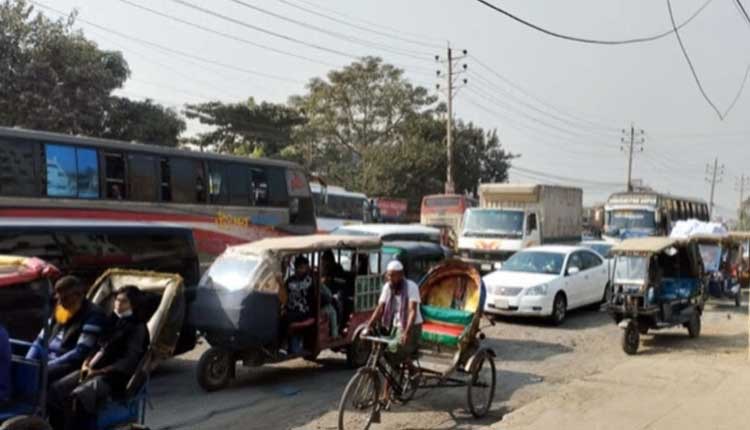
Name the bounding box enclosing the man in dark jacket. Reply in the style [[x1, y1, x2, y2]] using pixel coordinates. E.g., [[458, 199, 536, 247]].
[[48, 286, 150, 430], [26, 276, 108, 383]]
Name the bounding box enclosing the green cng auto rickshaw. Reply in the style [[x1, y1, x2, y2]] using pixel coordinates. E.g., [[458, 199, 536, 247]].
[[608, 237, 705, 355], [190, 234, 385, 392]]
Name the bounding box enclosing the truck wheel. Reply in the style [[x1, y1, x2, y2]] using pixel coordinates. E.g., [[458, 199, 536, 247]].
[[549, 293, 567, 326], [687, 313, 701, 338], [197, 347, 233, 392], [622, 320, 640, 355], [0, 416, 52, 430]]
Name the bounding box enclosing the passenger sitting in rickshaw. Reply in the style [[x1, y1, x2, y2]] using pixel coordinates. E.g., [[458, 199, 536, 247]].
[[48, 286, 150, 430], [26, 276, 108, 383], [282, 256, 315, 352], [366, 260, 423, 403], [319, 274, 340, 339], [321, 250, 347, 292], [0, 322, 9, 407]]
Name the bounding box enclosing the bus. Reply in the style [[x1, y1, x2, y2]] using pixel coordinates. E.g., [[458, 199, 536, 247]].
[[420, 194, 478, 234], [372, 197, 408, 223], [310, 182, 368, 232], [0, 127, 317, 264], [603, 191, 709, 242]]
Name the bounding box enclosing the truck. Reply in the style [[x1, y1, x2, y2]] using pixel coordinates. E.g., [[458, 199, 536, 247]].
[[457, 184, 583, 272]]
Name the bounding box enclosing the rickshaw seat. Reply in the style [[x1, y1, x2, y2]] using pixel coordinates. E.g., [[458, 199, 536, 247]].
[[9, 355, 41, 404], [288, 318, 316, 332], [419, 305, 473, 348], [655, 278, 699, 302], [96, 383, 146, 429]]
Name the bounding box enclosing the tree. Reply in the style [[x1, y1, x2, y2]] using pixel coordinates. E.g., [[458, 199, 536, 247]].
[[101, 97, 186, 146], [184, 98, 304, 156], [0, 1, 186, 144]]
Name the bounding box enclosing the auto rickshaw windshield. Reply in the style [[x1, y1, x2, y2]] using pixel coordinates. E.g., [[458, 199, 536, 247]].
[[200, 255, 260, 292], [698, 244, 722, 272], [614, 255, 648, 284]]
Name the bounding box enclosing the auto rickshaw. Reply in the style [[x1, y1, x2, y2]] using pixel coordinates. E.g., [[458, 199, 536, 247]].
[[190, 234, 384, 392], [1, 259, 185, 430], [608, 237, 705, 355], [729, 232, 750, 289], [691, 234, 742, 307]]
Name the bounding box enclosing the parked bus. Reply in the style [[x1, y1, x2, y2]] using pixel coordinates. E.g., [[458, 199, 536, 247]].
[[420, 194, 477, 234], [372, 197, 408, 223], [310, 182, 368, 232], [603, 191, 709, 242], [0, 127, 317, 264]]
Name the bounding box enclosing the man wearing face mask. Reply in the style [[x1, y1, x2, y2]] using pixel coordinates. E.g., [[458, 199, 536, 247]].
[[48, 286, 150, 430], [26, 276, 108, 383]]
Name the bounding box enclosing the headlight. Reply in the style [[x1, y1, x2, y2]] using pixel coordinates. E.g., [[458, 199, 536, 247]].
[[525, 284, 549, 296]]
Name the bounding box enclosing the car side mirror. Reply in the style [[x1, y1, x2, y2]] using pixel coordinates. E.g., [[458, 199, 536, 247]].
[[567, 266, 580, 276]]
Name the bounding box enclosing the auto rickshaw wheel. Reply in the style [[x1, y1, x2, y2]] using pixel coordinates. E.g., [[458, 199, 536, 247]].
[[346, 331, 372, 368], [735, 292, 741, 307], [197, 347, 234, 392], [0, 416, 52, 430], [687, 313, 701, 338], [622, 321, 640, 355]]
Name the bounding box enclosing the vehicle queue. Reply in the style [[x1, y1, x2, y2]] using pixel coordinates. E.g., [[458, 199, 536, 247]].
[[0, 130, 747, 430]]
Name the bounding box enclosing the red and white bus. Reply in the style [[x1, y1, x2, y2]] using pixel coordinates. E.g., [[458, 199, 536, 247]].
[[0, 127, 316, 265], [420, 194, 478, 237], [373, 198, 408, 223]]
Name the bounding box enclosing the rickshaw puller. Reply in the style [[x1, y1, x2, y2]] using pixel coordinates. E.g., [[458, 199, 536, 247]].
[[366, 260, 423, 405]]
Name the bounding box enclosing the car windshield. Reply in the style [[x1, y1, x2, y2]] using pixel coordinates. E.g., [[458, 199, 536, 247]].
[[463, 209, 524, 237], [200, 256, 259, 292], [606, 210, 656, 231], [614, 255, 647, 284], [581, 243, 613, 258], [502, 251, 564, 275]]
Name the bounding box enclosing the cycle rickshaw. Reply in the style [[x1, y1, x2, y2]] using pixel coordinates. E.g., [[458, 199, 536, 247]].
[[337, 259, 496, 429]]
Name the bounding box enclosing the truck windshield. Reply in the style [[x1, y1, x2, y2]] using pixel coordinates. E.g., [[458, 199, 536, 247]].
[[606, 210, 656, 231], [200, 256, 259, 292], [463, 209, 524, 238], [614, 256, 647, 284], [502, 251, 564, 275]]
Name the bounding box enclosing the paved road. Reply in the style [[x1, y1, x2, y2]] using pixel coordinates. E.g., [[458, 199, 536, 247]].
[[144, 298, 747, 430]]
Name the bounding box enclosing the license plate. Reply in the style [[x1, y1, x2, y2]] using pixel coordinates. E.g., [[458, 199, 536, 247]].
[[495, 298, 509, 309], [481, 264, 492, 272]]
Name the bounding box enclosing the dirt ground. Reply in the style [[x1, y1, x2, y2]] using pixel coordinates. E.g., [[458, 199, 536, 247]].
[[145, 297, 748, 430]]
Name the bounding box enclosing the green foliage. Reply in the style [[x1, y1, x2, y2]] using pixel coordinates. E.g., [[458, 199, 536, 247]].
[[0, 0, 185, 145]]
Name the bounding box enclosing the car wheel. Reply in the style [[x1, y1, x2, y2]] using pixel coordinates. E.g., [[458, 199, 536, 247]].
[[549, 293, 567, 326]]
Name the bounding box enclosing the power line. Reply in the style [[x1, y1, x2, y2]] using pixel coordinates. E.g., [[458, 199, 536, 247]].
[[31, 0, 304, 84], [510, 165, 622, 187], [474, 0, 715, 45], [735, 0, 750, 26], [274, 0, 442, 50], [115, 0, 340, 68]]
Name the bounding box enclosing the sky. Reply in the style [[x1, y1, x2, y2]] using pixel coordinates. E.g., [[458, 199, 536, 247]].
[[38, 0, 750, 219]]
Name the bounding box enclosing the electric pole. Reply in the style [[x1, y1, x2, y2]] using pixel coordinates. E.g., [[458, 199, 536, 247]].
[[435, 43, 467, 195], [736, 174, 750, 228], [620, 124, 644, 192], [705, 157, 725, 219]]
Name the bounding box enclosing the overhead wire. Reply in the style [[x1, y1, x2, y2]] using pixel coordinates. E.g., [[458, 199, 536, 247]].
[[735, 0, 750, 26], [474, 0, 715, 45]]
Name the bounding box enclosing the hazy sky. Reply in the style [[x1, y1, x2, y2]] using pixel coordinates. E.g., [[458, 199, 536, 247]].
[[42, 0, 750, 218]]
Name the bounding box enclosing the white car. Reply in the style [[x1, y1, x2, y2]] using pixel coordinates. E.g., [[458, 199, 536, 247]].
[[483, 245, 609, 325]]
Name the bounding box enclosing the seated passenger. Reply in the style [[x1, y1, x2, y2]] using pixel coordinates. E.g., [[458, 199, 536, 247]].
[[0, 323, 10, 406], [321, 250, 347, 294], [26, 276, 108, 383], [320, 275, 340, 339], [284, 256, 314, 325], [48, 286, 150, 430]]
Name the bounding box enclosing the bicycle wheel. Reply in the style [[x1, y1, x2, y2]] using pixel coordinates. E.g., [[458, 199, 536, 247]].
[[393, 365, 421, 404], [466, 351, 496, 418], [338, 368, 380, 430]]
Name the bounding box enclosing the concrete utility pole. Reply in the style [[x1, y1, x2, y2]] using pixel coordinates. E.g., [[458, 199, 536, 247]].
[[736, 174, 750, 227], [435, 43, 467, 195], [620, 124, 644, 192], [705, 157, 724, 219]]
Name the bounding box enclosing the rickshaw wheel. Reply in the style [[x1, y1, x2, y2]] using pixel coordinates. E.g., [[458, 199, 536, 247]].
[[197, 347, 234, 392], [346, 332, 372, 368], [467, 351, 496, 418], [735, 293, 741, 307], [338, 368, 380, 430], [0, 416, 52, 430], [687, 313, 701, 338], [622, 321, 640, 355]]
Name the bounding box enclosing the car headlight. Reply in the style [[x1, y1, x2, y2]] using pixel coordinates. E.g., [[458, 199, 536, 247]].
[[525, 284, 549, 296]]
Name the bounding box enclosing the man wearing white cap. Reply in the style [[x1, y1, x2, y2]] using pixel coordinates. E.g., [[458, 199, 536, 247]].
[[366, 259, 423, 403]]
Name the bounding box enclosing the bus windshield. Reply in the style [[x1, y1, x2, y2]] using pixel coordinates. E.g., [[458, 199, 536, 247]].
[[606, 210, 656, 231], [462, 209, 524, 238], [424, 196, 461, 209]]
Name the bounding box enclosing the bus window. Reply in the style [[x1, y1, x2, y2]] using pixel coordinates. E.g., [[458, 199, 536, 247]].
[[267, 167, 289, 207], [128, 153, 158, 202], [228, 164, 251, 206], [160, 158, 171, 202], [45, 144, 99, 199], [0, 139, 38, 197], [104, 152, 126, 200], [208, 162, 230, 205], [250, 166, 269, 206], [170, 158, 199, 204]]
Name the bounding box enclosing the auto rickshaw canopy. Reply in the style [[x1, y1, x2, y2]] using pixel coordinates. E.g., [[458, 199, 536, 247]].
[[611, 237, 681, 255], [227, 234, 383, 257], [0, 255, 59, 288]]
